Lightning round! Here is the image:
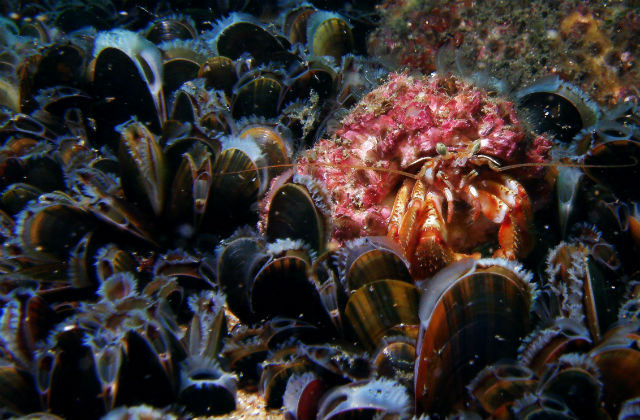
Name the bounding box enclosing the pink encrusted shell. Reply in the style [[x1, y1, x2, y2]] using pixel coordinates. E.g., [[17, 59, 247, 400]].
[[296, 72, 552, 241]]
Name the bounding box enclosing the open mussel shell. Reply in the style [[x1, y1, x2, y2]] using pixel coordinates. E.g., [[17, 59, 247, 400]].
[[281, 58, 337, 106], [315, 378, 411, 420], [590, 322, 640, 417], [17, 42, 87, 114], [511, 394, 578, 420], [145, 15, 197, 44], [545, 242, 619, 343], [212, 14, 292, 65], [198, 55, 237, 95], [537, 354, 603, 420], [178, 355, 237, 415], [160, 41, 206, 98], [582, 136, 640, 202], [515, 76, 600, 144], [518, 318, 593, 375], [283, 371, 326, 420], [0, 366, 40, 416], [306, 11, 354, 61], [238, 121, 292, 180], [117, 120, 167, 217], [208, 145, 261, 233], [415, 258, 535, 417], [338, 236, 411, 293], [251, 254, 330, 325], [619, 396, 640, 420], [373, 335, 416, 390], [166, 140, 215, 229], [91, 29, 165, 148], [1, 182, 42, 215], [467, 361, 537, 419], [260, 346, 314, 409], [16, 199, 96, 261], [232, 71, 284, 119], [265, 180, 329, 254], [344, 279, 419, 351], [280, 3, 316, 45]]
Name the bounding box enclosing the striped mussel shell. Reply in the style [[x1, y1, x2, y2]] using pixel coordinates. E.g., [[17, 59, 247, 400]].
[[467, 361, 538, 419], [261, 172, 331, 255], [305, 11, 354, 62], [536, 353, 604, 420], [415, 258, 536, 417], [518, 317, 593, 376], [206, 13, 293, 66], [216, 230, 331, 326], [544, 239, 620, 343], [579, 103, 640, 202], [511, 393, 578, 420], [144, 14, 197, 45], [337, 236, 417, 352], [589, 321, 640, 417], [259, 346, 314, 409]]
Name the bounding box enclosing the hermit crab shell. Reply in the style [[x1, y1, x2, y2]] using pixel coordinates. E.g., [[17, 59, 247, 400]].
[[415, 258, 535, 417]]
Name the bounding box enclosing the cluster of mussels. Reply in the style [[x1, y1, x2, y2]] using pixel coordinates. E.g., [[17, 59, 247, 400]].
[[0, 1, 640, 420]]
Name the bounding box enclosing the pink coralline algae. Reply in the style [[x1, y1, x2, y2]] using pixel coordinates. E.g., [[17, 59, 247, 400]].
[[297, 72, 552, 243]]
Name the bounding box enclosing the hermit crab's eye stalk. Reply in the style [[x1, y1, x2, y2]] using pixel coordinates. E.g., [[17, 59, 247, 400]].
[[436, 142, 448, 157], [470, 139, 482, 155]]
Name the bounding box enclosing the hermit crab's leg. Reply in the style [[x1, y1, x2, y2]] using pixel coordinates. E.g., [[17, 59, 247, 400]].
[[387, 169, 455, 278], [472, 175, 534, 259], [410, 191, 456, 278]]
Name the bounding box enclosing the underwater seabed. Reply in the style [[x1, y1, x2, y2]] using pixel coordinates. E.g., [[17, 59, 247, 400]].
[[0, 1, 639, 420]]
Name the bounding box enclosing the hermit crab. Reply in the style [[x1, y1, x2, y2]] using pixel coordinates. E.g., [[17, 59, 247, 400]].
[[296, 72, 552, 278]]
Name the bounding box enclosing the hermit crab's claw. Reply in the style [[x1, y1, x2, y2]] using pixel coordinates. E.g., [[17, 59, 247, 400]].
[[473, 175, 534, 260]]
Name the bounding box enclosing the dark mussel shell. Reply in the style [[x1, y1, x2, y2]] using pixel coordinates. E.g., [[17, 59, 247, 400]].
[[145, 15, 197, 44], [590, 322, 640, 417], [315, 378, 411, 420], [582, 133, 640, 203], [283, 371, 326, 420], [344, 279, 419, 351], [467, 361, 537, 419], [91, 29, 165, 148], [373, 335, 416, 390], [536, 353, 603, 420], [117, 119, 167, 217], [216, 233, 269, 323], [518, 318, 593, 376], [210, 14, 292, 65], [511, 393, 578, 420], [259, 346, 313, 409], [17, 42, 87, 114], [264, 177, 330, 254], [231, 69, 284, 119], [515, 76, 600, 144], [415, 258, 535, 417], [337, 236, 411, 293], [198, 55, 237, 95], [178, 355, 237, 416], [280, 3, 317, 45], [251, 248, 330, 326], [306, 11, 354, 61], [159, 40, 206, 98]]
